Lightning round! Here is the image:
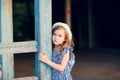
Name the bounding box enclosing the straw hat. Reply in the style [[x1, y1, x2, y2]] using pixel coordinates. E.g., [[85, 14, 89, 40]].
[[52, 22, 72, 41]]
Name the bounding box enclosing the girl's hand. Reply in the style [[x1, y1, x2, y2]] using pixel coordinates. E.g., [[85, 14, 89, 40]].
[[39, 53, 48, 63]]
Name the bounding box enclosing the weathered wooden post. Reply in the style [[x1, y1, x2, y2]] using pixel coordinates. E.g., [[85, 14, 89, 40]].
[[0, 0, 14, 79], [65, 0, 71, 27], [88, 0, 95, 48], [35, 0, 52, 80], [0, 0, 52, 80]]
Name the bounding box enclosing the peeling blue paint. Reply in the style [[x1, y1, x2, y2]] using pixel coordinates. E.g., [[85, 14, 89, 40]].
[[0, 0, 52, 80]]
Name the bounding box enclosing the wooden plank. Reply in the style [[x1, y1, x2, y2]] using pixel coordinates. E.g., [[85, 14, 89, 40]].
[[0, 0, 14, 79], [34, 0, 52, 80], [0, 0, 13, 42], [14, 76, 38, 80], [65, 0, 71, 27], [88, 0, 95, 48], [0, 41, 37, 54]]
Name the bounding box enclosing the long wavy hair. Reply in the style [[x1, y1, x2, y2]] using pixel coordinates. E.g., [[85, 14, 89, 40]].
[[52, 25, 74, 60]]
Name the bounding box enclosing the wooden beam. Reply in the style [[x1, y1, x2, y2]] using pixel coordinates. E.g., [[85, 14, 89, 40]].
[[14, 76, 38, 80], [65, 0, 71, 28], [0, 0, 14, 79], [0, 41, 37, 54], [34, 0, 52, 80], [88, 0, 95, 48]]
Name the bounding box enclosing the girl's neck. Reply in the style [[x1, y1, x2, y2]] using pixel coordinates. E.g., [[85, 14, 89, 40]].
[[54, 45, 61, 50]]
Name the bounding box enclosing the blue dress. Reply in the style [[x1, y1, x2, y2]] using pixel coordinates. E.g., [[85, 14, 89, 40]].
[[52, 47, 75, 80]]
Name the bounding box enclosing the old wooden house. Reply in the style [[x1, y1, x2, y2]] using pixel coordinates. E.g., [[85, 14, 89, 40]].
[[0, 0, 120, 80]]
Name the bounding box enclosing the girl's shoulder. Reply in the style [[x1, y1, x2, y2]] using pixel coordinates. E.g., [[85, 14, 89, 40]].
[[63, 46, 75, 66], [62, 46, 74, 55]]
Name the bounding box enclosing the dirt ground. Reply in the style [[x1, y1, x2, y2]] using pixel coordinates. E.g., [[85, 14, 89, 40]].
[[14, 51, 120, 80]]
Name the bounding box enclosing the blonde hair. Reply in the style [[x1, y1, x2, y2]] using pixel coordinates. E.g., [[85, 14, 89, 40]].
[[52, 23, 74, 59]]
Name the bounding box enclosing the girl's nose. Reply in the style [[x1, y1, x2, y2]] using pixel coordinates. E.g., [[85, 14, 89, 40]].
[[55, 35, 58, 39]]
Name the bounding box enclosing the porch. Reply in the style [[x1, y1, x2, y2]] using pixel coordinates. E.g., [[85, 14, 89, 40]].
[[15, 51, 120, 80]]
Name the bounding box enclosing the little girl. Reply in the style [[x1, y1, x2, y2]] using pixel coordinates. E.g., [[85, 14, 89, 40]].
[[39, 22, 75, 80]]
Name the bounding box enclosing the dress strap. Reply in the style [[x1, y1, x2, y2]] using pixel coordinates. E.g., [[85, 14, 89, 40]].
[[62, 46, 73, 56]]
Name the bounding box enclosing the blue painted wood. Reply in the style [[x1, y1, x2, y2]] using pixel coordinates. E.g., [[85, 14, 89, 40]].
[[0, 0, 14, 80], [0, 0, 52, 80], [14, 76, 38, 80], [35, 0, 52, 80], [0, 41, 37, 54]]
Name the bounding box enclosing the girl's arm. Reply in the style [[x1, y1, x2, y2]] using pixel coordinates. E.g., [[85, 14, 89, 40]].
[[39, 51, 70, 72]]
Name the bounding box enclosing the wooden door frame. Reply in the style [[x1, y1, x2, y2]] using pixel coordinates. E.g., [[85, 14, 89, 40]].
[[0, 0, 52, 80]]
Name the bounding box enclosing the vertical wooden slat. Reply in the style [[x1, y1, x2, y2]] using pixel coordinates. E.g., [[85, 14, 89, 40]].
[[0, 0, 14, 79], [65, 0, 71, 27], [35, 0, 52, 80], [88, 0, 95, 48]]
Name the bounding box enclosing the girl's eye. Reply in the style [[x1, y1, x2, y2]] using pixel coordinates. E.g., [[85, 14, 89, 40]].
[[59, 35, 62, 37]]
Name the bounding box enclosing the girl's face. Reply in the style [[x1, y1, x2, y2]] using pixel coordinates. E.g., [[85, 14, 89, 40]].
[[52, 29, 66, 46]]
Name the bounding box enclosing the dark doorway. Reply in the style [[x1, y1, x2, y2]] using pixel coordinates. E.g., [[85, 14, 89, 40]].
[[71, 0, 120, 50], [12, 0, 35, 78], [71, 0, 89, 50], [52, 0, 65, 23], [92, 0, 120, 50]]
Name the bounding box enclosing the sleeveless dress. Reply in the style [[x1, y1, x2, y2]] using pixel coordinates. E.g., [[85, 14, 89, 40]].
[[52, 47, 75, 80]]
